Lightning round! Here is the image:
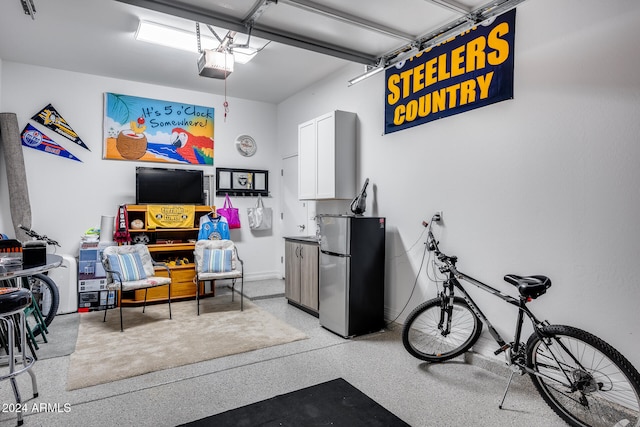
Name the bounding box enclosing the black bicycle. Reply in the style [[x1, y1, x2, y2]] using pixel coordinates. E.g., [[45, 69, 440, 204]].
[[18, 225, 60, 336], [402, 215, 640, 427]]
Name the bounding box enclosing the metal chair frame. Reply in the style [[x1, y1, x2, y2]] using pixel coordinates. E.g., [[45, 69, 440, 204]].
[[193, 240, 244, 315], [101, 245, 172, 332]]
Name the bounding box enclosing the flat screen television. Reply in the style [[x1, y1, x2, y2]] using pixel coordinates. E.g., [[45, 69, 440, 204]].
[[136, 167, 205, 205]]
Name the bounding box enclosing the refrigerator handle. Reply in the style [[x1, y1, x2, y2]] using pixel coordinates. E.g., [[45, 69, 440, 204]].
[[320, 250, 350, 258]]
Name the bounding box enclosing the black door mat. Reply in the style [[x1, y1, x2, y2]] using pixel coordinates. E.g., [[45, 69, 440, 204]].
[[179, 377, 410, 426]]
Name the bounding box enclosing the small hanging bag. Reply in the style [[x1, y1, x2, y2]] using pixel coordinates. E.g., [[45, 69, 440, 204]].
[[247, 194, 272, 230], [218, 194, 241, 229]]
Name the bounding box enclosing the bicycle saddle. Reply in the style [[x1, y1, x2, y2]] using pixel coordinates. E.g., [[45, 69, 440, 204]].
[[504, 274, 551, 299]]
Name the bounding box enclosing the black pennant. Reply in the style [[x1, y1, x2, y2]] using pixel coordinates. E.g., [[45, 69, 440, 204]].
[[31, 103, 90, 151]]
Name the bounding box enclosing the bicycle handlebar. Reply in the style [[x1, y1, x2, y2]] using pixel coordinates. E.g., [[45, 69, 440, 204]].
[[18, 224, 60, 247], [423, 220, 440, 253], [424, 216, 457, 269]]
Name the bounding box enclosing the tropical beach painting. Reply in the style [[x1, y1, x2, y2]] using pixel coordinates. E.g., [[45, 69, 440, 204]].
[[103, 93, 214, 165]]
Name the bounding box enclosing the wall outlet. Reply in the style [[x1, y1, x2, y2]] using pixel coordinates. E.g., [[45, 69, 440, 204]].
[[433, 211, 443, 222]]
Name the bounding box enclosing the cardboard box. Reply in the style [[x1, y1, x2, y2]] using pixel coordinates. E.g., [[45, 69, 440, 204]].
[[78, 241, 115, 280], [78, 290, 116, 311], [78, 278, 107, 292]]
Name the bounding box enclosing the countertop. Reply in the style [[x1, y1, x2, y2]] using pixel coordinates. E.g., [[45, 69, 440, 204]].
[[284, 236, 319, 244]]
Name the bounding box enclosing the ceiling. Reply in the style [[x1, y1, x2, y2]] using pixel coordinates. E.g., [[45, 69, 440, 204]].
[[0, 0, 525, 104]]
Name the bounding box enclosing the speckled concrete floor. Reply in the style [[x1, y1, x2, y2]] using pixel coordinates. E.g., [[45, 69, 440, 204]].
[[1, 280, 565, 427]]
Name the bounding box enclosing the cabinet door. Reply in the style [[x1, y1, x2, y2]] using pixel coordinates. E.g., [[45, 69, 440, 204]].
[[333, 111, 357, 199], [299, 243, 319, 311], [284, 241, 301, 303], [314, 112, 336, 199], [298, 120, 317, 200]]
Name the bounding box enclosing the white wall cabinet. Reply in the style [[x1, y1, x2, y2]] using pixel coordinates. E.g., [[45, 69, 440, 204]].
[[298, 110, 356, 200]]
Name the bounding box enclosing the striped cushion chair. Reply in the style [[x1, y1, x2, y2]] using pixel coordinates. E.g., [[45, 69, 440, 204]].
[[102, 244, 172, 331], [193, 239, 244, 315]]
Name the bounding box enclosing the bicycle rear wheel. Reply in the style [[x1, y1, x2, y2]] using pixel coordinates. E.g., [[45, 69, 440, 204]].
[[526, 325, 640, 427], [402, 296, 483, 362], [28, 273, 60, 336]]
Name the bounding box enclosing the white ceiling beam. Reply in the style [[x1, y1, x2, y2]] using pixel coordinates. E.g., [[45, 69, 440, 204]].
[[422, 0, 471, 15], [117, 0, 529, 70], [349, 0, 529, 84], [279, 0, 415, 42], [381, 0, 528, 68], [243, 0, 277, 26], [115, 0, 377, 64]]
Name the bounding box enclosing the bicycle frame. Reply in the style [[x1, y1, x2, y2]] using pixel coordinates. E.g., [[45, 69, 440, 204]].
[[414, 223, 640, 424], [426, 223, 544, 362], [441, 267, 543, 360], [435, 242, 590, 389]]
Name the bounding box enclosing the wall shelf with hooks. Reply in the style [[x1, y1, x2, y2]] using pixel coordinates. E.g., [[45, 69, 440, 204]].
[[216, 167, 269, 197]]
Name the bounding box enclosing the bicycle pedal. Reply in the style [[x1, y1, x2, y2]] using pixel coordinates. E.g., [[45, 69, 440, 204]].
[[494, 343, 511, 355]]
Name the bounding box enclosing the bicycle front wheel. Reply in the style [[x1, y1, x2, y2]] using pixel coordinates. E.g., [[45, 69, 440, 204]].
[[402, 296, 483, 362], [28, 273, 60, 336], [527, 325, 640, 427]]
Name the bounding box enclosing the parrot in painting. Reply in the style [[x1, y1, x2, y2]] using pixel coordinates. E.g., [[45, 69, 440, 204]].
[[170, 127, 213, 164]]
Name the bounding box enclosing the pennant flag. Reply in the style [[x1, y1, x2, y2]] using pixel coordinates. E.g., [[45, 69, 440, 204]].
[[21, 123, 82, 162], [31, 103, 90, 151]]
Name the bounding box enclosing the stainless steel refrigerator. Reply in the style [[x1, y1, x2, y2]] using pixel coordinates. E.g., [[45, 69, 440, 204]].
[[318, 214, 386, 338]]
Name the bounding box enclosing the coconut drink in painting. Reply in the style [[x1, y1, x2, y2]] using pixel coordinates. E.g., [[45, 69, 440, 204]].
[[116, 116, 148, 160]]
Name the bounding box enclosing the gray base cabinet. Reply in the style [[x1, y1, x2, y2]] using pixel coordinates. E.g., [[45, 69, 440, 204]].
[[284, 239, 319, 314]]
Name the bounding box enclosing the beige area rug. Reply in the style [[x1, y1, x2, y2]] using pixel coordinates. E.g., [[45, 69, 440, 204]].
[[67, 294, 307, 390]]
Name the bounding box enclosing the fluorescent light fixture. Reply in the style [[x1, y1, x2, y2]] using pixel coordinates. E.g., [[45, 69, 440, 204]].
[[135, 20, 262, 64], [135, 20, 217, 53], [348, 66, 384, 86]]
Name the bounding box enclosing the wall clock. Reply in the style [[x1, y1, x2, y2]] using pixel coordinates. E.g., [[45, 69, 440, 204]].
[[235, 134, 257, 157]]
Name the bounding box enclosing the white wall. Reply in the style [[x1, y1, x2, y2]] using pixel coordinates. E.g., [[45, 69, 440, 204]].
[[277, 0, 640, 367], [0, 62, 281, 280]]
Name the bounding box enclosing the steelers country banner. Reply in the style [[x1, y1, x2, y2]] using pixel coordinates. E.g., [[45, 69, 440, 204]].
[[31, 103, 90, 150], [146, 205, 195, 229], [21, 123, 82, 162], [384, 9, 516, 134]]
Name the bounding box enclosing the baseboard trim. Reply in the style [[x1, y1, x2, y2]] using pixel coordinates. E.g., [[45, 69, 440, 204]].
[[244, 271, 282, 282]]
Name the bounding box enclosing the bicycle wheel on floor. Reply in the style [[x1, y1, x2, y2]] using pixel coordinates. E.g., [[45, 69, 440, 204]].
[[27, 273, 60, 336], [402, 296, 483, 362], [526, 324, 640, 427]]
